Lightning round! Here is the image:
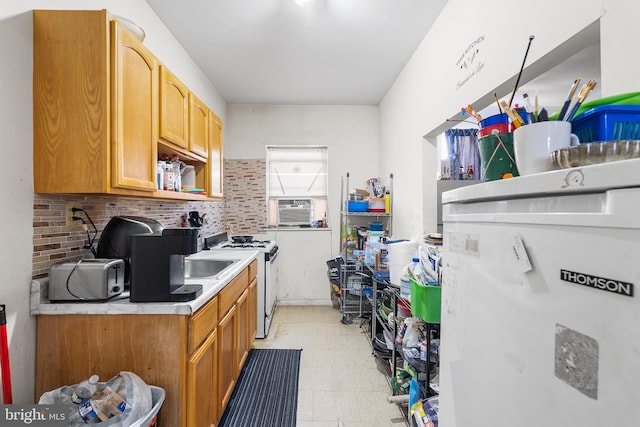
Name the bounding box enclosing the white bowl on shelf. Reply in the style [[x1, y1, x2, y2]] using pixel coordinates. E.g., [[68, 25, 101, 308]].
[[113, 15, 146, 42]]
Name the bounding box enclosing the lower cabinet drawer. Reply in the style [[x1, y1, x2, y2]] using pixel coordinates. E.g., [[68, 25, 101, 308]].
[[218, 267, 249, 316], [188, 296, 218, 355], [248, 259, 258, 281]]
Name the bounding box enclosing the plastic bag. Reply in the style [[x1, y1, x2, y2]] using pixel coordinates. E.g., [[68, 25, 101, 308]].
[[403, 318, 420, 348], [39, 371, 153, 426]]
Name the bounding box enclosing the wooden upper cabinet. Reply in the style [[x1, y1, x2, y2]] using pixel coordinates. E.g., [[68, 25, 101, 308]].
[[33, 10, 156, 195], [33, 10, 222, 201], [208, 111, 224, 198], [189, 93, 209, 158], [110, 19, 158, 191], [33, 10, 111, 194], [159, 65, 189, 149]]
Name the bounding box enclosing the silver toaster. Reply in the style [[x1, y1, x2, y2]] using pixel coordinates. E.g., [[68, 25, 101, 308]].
[[49, 259, 125, 302]]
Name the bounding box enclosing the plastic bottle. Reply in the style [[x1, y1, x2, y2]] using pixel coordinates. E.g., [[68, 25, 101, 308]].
[[156, 161, 164, 190], [409, 257, 424, 285], [379, 238, 389, 271], [173, 162, 181, 192], [400, 265, 412, 301], [172, 155, 182, 192], [71, 374, 99, 404], [78, 398, 107, 423], [164, 163, 174, 191]]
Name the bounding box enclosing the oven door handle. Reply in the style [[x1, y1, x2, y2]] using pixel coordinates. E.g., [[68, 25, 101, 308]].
[[268, 251, 279, 264]]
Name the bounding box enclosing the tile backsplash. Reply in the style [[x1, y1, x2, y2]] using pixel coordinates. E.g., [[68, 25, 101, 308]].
[[32, 194, 224, 279], [224, 159, 266, 235], [32, 159, 267, 278]]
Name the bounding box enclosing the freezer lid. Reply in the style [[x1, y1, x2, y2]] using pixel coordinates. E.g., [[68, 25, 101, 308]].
[[442, 158, 640, 205]]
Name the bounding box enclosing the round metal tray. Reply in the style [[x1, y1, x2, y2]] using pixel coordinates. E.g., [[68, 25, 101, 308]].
[[552, 140, 640, 169]]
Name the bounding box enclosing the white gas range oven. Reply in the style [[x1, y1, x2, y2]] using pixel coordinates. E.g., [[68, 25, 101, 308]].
[[203, 232, 279, 339]]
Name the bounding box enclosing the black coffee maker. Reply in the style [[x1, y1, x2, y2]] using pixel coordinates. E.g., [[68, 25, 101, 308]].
[[129, 228, 202, 302], [96, 216, 164, 289]]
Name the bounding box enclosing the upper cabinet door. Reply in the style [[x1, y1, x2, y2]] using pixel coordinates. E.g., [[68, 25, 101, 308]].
[[110, 19, 158, 191], [189, 93, 209, 158], [208, 111, 224, 198], [159, 65, 189, 149], [33, 10, 111, 194]]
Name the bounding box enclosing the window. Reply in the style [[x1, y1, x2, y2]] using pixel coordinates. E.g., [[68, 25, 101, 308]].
[[266, 145, 329, 227]]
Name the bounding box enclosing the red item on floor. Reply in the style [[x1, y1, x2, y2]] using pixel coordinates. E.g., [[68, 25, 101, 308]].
[[0, 305, 12, 404]]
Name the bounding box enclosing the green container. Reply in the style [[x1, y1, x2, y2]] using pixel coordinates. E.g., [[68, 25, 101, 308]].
[[478, 132, 519, 181], [410, 278, 441, 323]]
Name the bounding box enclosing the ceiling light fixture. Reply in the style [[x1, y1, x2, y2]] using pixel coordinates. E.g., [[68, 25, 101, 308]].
[[295, 0, 313, 7]]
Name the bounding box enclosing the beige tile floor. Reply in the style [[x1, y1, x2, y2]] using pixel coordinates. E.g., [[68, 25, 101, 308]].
[[253, 305, 407, 427]]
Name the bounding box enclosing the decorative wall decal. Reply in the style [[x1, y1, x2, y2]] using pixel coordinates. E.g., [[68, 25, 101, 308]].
[[456, 35, 486, 90]]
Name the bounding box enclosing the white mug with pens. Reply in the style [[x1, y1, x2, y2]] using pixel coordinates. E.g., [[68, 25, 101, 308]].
[[513, 121, 580, 175]]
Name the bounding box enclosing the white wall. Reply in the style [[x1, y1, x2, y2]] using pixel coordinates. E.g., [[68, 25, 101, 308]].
[[378, 0, 640, 425], [380, 0, 606, 240], [0, 0, 225, 403], [600, 0, 640, 96], [226, 104, 380, 305]]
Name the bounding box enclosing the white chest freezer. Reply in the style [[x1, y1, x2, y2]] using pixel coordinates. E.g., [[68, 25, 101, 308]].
[[440, 158, 640, 427]]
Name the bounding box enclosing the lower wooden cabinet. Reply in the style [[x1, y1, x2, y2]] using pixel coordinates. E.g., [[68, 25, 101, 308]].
[[248, 277, 258, 343], [35, 314, 187, 426], [187, 329, 218, 427], [216, 259, 258, 419], [236, 289, 250, 371], [217, 304, 237, 414], [35, 260, 258, 427]]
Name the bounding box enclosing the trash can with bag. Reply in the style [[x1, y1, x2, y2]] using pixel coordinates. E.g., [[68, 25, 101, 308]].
[[38, 371, 164, 427]]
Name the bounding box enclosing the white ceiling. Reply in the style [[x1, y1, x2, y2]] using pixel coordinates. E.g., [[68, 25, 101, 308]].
[[144, 0, 448, 104], [144, 0, 601, 111]]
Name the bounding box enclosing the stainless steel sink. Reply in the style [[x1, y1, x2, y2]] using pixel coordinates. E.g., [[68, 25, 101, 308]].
[[184, 259, 236, 279]]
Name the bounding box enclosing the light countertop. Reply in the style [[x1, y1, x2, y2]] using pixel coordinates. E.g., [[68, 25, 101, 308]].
[[30, 250, 259, 316]]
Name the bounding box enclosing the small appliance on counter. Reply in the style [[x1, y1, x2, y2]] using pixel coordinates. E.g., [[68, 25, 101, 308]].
[[49, 259, 125, 302], [96, 216, 164, 288], [129, 228, 202, 302]]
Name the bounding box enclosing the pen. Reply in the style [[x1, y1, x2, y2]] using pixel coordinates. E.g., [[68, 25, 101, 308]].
[[558, 77, 581, 121], [523, 93, 534, 123], [566, 80, 597, 122]]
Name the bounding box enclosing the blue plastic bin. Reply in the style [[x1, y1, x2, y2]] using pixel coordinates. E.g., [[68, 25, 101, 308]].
[[571, 105, 640, 142], [348, 200, 368, 212]]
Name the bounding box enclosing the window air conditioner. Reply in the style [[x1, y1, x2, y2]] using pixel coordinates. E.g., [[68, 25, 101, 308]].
[[277, 199, 313, 225]]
